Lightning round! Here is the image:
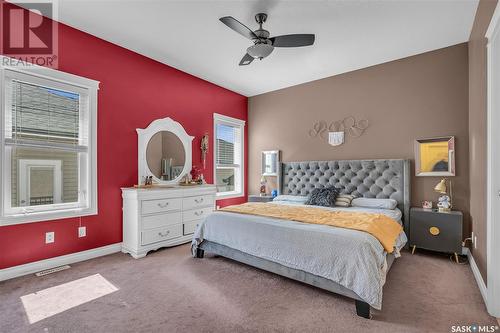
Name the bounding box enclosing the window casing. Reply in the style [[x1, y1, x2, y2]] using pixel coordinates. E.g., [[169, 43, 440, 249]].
[[213, 113, 245, 199], [1, 60, 99, 225]]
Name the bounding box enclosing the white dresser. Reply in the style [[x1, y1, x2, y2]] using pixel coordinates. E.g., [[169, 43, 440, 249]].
[[121, 185, 216, 259]]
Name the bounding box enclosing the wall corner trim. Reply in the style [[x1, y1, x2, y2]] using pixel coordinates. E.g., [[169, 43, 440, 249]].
[[0, 243, 122, 282], [466, 248, 488, 306]]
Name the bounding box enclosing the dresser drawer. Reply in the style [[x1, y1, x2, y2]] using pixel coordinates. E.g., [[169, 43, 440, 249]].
[[410, 210, 462, 253], [183, 207, 213, 222], [183, 195, 214, 210], [141, 224, 183, 245], [142, 198, 181, 215], [142, 212, 181, 230], [183, 220, 202, 235]]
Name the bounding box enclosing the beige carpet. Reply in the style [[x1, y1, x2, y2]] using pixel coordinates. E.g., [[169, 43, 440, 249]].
[[0, 244, 495, 333]]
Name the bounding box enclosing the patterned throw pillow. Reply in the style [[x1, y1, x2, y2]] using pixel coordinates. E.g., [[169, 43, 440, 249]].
[[335, 194, 356, 207], [305, 187, 340, 207]]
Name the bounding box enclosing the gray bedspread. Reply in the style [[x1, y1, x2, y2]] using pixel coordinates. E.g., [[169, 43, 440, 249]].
[[192, 203, 407, 310]]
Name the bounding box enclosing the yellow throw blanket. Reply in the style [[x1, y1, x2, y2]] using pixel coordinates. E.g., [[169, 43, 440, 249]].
[[220, 203, 403, 253]]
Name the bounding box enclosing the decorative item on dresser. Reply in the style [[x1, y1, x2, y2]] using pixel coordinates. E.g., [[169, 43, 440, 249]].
[[122, 117, 216, 258], [409, 207, 463, 263]]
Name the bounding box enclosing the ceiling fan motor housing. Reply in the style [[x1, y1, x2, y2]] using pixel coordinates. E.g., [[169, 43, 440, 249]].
[[254, 29, 270, 39]]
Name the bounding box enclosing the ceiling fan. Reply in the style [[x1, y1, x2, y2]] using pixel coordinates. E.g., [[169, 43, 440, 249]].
[[219, 13, 315, 66]]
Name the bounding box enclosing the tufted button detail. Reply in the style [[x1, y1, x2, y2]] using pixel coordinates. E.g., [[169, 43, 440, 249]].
[[283, 160, 404, 206]]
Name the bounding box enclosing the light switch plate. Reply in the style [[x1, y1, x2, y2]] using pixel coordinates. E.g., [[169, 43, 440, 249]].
[[78, 226, 86, 238], [45, 232, 55, 244]]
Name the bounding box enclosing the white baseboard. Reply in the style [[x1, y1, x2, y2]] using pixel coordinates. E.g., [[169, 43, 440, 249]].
[[466, 248, 488, 306], [0, 243, 122, 282]]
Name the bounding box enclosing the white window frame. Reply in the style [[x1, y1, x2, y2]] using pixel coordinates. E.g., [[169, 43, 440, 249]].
[[0, 56, 99, 226], [213, 113, 245, 200]]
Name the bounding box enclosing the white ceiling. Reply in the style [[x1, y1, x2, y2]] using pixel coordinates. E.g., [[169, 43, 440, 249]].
[[49, 0, 478, 96]]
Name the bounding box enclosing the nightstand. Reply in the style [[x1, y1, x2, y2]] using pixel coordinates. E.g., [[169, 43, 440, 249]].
[[409, 207, 463, 263], [248, 195, 274, 203]]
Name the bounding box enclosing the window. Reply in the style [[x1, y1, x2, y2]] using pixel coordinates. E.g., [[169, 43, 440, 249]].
[[214, 113, 245, 199], [1, 60, 99, 225]]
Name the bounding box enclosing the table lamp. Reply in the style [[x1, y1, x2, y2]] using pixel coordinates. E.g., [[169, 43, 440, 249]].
[[434, 178, 452, 212]]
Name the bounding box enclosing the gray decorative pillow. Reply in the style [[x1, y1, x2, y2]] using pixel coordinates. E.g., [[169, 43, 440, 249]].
[[305, 187, 340, 207]]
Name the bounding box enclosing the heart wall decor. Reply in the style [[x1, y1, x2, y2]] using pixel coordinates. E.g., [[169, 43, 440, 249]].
[[308, 116, 369, 146]]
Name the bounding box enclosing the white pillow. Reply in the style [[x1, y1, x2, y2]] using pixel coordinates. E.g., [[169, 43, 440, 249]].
[[273, 195, 308, 203], [351, 198, 398, 210]]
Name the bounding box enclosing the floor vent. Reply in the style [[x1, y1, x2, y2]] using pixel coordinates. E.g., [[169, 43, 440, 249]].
[[35, 265, 71, 277]]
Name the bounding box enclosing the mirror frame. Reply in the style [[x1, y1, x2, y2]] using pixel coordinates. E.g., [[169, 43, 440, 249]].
[[261, 150, 280, 176], [414, 136, 455, 177], [137, 117, 194, 185]]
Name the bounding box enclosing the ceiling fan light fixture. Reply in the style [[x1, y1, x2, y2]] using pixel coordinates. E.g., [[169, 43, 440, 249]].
[[247, 43, 274, 59], [219, 13, 315, 65]]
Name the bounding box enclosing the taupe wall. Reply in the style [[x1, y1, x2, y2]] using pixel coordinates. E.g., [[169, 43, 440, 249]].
[[249, 43, 470, 234], [468, 0, 498, 281]]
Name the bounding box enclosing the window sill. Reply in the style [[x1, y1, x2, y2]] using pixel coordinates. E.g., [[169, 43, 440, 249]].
[[0, 207, 97, 226]]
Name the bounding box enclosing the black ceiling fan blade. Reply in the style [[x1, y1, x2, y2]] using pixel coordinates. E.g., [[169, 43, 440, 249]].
[[270, 34, 315, 47], [220, 16, 258, 40], [239, 53, 255, 66]]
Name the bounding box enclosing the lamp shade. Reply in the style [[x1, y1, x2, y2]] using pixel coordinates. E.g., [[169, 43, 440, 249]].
[[434, 179, 447, 194]]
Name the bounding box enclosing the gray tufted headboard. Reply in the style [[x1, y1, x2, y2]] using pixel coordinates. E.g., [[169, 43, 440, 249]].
[[280, 159, 411, 235]]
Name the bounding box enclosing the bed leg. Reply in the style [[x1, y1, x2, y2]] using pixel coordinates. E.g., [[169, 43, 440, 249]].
[[195, 248, 204, 258], [355, 300, 371, 319]]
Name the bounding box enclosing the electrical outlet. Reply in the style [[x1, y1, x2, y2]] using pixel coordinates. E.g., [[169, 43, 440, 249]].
[[45, 232, 55, 244], [78, 226, 86, 238], [471, 231, 475, 246], [474, 235, 478, 249]]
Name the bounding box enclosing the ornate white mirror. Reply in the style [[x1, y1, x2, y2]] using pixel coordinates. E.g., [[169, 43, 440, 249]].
[[137, 117, 193, 185]]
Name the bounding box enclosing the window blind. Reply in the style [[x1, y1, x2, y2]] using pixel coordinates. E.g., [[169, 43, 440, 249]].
[[4, 79, 88, 152], [12, 80, 79, 142], [216, 124, 239, 166]]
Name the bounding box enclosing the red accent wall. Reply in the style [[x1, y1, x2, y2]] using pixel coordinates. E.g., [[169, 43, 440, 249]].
[[0, 11, 248, 269]]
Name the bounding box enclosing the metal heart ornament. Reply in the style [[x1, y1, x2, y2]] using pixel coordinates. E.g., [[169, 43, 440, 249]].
[[308, 121, 328, 138]]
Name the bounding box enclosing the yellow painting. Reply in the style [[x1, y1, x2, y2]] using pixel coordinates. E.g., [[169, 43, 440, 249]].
[[419, 141, 449, 173]]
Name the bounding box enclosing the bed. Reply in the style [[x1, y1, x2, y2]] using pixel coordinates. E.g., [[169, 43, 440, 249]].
[[192, 159, 410, 319]]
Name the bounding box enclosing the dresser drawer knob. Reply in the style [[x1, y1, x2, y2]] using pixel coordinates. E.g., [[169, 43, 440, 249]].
[[429, 226, 440, 236], [194, 210, 204, 216], [194, 198, 204, 204], [158, 230, 170, 237], [157, 202, 169, 208]]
